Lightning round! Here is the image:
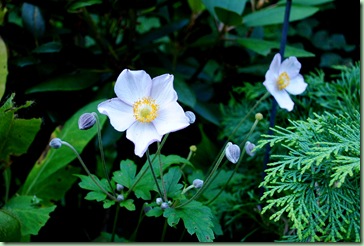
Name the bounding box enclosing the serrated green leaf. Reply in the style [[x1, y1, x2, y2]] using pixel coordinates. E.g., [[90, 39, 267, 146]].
[[164, 201, 215, 242], [2, 196, 56, 236], [0, 36, 7, 101], [145, 206, 163, 217], [0, 94, 41, 166], [85, 191, 107, 202], [243, 5, 319, 27], [158, 167, 183, 199], [112, 159, 137, 189], [103, 200, 116, 209], [120, 199, 136, 211], [0, 210, 21, 242], [20, 99, 107, 200]]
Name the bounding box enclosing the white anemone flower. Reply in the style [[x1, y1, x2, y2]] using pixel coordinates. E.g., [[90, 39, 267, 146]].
[[98, 69, 190, 157], [263, 53, 308, 111]]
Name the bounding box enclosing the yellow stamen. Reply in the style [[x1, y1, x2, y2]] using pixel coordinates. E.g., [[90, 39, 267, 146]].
[[133, 97, 159, 123], [277, 72, 290, 90]]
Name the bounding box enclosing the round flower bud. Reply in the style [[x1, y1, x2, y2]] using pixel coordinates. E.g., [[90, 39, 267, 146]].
[[116, 184, 124, 192], [190, 145, 197, 152], [225, 142, 241, 164], [116, 194, 124, 202], [185, 111, 196, 124], [78, 112, 96, 130], [49, 138, 63, 149], [156, 197, 163, 205], [255, 113, 263, 121], [245, 141, 256, 157], [192, 179, 204, 189], [160, 202, 169, 210]]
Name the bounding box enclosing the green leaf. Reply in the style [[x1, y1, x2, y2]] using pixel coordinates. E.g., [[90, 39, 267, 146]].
[[67, 0, 102, 12], [202, 0, 247, 18], [32, 42, 62, 53], [214, 7, 242, 26], [112, 159, 137, 189], [0, 36, 7, 101], [174, 76, 197, 108], [164, 201, 215, 242], [120, 199, 136, 211], [20, 99, 107, 200], [2, 196, 56, 236], [236, 38, 315, 57], [21, 3, 45, 39], [243, 5, 319, 27], [0, 94, 41, 166], [26, 70, 102, 93], [187, 0, 205, 14], [158, 167, 183, 199], [0, 210, 21, 242], [277, 0, 333, 5]]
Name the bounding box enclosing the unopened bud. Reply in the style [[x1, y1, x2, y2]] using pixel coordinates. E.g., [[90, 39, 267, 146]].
[[190, 145, 197, 152], [49, 138, 63, 149], [78, 112, 96, 130], [116, 194, 124, 202], [245, 141, 256, 157], [192, 179, 204, 189], [185, 111, 196, 124], [161, 202, 169, 210], [156, 197, 163, 205], [255, 113, 263, 121], [116, 184, 124, 192], [225, 142, 241, 164]]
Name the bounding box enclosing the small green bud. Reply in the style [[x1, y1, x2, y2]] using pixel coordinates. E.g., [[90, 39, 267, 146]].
[[255, 113, 263, 121], [190, 145, 197, 152], [49, 138, 62, 149], [78, 112, 96, 130]]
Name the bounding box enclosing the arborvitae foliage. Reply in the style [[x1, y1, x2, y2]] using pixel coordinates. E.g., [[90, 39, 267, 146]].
[[257, 111, 360, 242]]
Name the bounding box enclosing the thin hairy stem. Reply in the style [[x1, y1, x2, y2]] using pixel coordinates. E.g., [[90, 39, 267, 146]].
[[146, 149, 164, 202]]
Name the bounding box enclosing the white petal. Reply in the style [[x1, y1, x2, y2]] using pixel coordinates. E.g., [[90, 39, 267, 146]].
[[271, 89, 294, 111], [269, 53, 281, 72], [150, 74, 178, 106], [279, 56, 301, 79], [97, 98, 135, 132], [114, 69, 152, 105], [126, 122, 162, 157], [152, 101, 190, 136], [285, 74, 307, 95], [264, 54, 281, 82]]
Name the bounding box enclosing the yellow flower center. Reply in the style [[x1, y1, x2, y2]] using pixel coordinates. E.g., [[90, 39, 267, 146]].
[[133, 97, 159, 123], [277, 72, 290, 90]]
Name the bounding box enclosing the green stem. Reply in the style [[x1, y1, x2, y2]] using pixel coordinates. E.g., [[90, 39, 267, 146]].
[[158, 143, 168, 202], [161, 219, 168, 242], [130, 203, 147, 241], [205, 119, 260, 206], [111, 205, 120, 242], [175, 144, 227, 209], [125, 134, 169, 198], [61, 140, 117, 202], [146, 149, 164, 201], [93, 113, 116, 197]]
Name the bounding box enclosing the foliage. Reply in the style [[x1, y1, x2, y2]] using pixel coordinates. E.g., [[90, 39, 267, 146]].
[[0, 0, 359, 243], [255, 62, 361, 242]]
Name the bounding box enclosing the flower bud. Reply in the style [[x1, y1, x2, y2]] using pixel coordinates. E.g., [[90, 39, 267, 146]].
[[116, 184, 124, 192], [190, 145, 197, 152], [245, 141, 256, 157], [116, 194, 124, 202], [192, 179, 204, 189], [255, 113, 263, 121], [161, 202, 169, 210], [225, 142, 240, 164], [156, 197, 163, 205], [78, 112, 96, 130], [49, 138, 63, 149], [185, 111, 196, 124]]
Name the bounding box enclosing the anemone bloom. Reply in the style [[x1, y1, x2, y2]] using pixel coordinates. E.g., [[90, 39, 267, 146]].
[[98, 69, 190, 157], [263, 53, 307, 111]]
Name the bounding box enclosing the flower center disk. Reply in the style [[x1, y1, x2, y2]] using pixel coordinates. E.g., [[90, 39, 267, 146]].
[[277, 72, 290, 90], [133, 97, 159, 123]]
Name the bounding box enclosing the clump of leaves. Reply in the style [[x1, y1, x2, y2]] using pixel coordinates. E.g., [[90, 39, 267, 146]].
[[257, 110, 360, 242]]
